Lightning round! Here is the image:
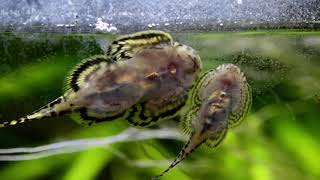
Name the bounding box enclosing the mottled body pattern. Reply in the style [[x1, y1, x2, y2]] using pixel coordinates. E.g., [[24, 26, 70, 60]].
[[0, 31, 202, 127], [153, 64, 252, 179]]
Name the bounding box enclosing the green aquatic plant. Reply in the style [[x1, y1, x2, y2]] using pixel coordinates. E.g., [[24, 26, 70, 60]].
[[0, 31, 202, 128], [153, 64, 252, 179]]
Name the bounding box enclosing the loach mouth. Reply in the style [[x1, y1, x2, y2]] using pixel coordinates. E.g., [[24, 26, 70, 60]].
[[200, 122, 211, 135], [200, 106, 228, 136]]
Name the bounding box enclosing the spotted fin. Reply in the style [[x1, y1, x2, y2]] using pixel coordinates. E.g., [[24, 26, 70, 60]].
[[70, 108, 127, 126], [106, 30, 173, 61], [125, 94, 187, 127], [0, 96, 71, 128], [180, 106, 199, 136], [65, 55, 112, 92], [189, 70, 216, 106], [125, 104, 155, 127], [228, 72, 252, 128]]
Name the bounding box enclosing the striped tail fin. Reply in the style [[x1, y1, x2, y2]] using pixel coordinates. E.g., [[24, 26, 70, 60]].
[[152, 133, 205, 179], [0, 96, 71, 128]]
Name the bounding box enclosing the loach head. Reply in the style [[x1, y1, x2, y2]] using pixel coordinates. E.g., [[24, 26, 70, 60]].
[[153, 64, 251, 179], [146, 42, 202, 90], [171, 42, 202, 87], [131, 42, 202, 100]]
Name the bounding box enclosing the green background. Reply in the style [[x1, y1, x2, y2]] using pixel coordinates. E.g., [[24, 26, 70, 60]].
[[0, 31, 319, 180]]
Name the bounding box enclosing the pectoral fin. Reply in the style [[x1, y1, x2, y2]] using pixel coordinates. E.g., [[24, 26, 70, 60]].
[[66, 55, 112, 92]]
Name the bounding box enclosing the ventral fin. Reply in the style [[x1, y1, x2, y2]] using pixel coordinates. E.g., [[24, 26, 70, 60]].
[[125, 95, 187, 127], [204, 127, 228, 148], [106, 30, 173, 61], [189, 70, 216, 106], [180, 106, 199, 136], [125, 104, 156, 127], [71, 108, 127, 126], [65, 55, 113, 92]]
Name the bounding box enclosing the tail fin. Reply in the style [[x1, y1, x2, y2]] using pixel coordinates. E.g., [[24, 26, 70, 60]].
[[152, 133, 205, 179], [0, 96, 71, 128]]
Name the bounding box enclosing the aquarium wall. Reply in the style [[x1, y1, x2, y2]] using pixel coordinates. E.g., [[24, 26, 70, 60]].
[[0, 0, 319, 33]]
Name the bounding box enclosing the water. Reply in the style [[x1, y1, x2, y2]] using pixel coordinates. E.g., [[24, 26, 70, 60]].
[[0, 31, 319, 179]]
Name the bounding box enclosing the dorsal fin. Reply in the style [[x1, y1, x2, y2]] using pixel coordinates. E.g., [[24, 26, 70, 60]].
[[106, 30, 173, 61], [65, 55, 113, 92]]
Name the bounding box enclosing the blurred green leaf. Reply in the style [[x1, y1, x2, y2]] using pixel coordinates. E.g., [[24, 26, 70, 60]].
[[62, 148, 113, 180]]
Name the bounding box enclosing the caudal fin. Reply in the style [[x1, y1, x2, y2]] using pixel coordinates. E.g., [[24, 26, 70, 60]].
[[0, 96, 71, 128], [152, 133, 205, 179]]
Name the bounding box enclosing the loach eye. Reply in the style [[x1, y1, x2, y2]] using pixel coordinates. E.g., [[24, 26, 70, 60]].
[[220, 92, 227, 98]]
